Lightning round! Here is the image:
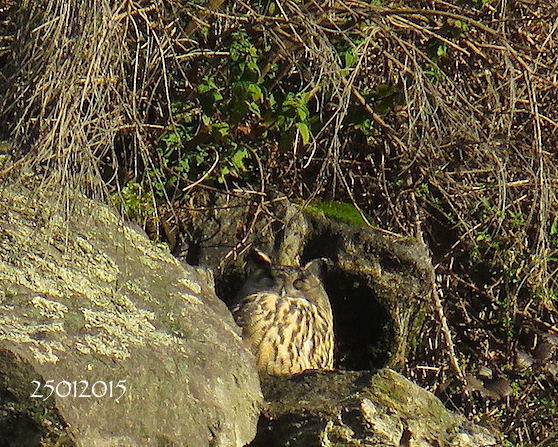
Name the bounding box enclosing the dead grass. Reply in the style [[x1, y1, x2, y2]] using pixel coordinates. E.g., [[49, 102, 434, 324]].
[[1, 0, 187, 209]]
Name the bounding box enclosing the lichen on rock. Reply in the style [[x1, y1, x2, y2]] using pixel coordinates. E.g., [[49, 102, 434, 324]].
[[0, 185, 262, 447]]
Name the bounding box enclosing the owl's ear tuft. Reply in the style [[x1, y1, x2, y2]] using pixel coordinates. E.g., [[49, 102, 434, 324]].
[[246, 248, 273, 275], [303, 258, 332, 277], [251, 248, 272, 265]]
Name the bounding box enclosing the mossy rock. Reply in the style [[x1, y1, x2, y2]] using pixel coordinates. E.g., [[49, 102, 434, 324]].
[[252, 369, 501, 447]]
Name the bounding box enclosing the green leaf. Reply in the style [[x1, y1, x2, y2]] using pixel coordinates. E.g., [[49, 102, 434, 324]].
[[267, 1, 276, 15], [295, 122, 310, 145], [296, 105, 308, 122], [218, 166, 230, 183], [247, 84, 263, 101], [231, 148, 248, 171], [202, 115, 212, 127], [247, 101, 261, 117], [162, 132, 180, 145], [344, 48, 358, 68], [211, 121, 230, 139]]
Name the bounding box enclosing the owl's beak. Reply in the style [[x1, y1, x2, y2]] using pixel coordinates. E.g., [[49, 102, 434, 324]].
[[280, 288, 287, 297]]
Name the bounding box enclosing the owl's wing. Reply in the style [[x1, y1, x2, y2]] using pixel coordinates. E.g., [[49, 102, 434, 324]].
[[232, 293, 275, 331], [232, 293, 280, 354]]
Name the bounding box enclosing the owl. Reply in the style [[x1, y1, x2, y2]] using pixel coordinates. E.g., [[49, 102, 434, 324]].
[[232, 249, 334, 376]]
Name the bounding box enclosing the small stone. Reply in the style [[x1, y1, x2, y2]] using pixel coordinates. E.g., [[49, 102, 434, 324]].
[[515, 349, 534, 370]]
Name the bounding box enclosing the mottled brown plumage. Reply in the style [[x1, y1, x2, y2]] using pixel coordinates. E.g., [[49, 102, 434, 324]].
[[232, 250, 334, 376]]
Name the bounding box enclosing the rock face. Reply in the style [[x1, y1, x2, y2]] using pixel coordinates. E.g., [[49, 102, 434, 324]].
[[253, 369, 501, 447], [0, 187, 262, 447]]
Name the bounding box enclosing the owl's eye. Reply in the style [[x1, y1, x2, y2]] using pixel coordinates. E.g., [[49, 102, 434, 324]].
[[255, 272, 275, 288], [293, 278, 309, 290]]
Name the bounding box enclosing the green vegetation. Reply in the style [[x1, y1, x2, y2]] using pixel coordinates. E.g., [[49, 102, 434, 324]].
[[304, 201, 372, 227], [114, 182, 156, 224]]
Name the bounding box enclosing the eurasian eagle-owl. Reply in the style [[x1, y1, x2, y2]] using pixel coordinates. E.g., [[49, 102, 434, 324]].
[[232, 249, 334, 376]]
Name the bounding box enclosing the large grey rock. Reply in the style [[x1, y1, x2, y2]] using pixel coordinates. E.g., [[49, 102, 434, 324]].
[[0, 186, 262, 447], [254, 369, 501, 447]]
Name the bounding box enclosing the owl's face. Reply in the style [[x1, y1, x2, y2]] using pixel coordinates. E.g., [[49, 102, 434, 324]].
[[238, 250, 331, 314]]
